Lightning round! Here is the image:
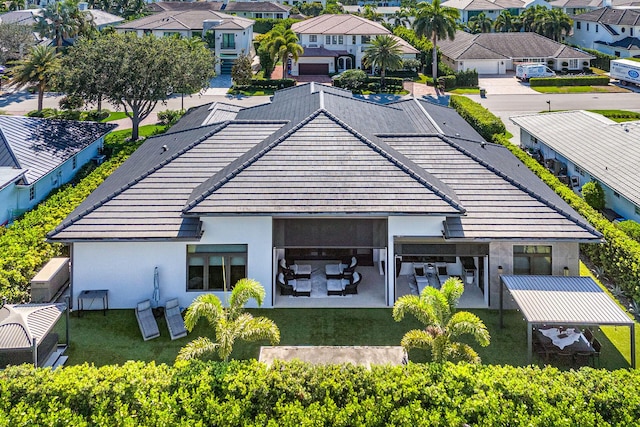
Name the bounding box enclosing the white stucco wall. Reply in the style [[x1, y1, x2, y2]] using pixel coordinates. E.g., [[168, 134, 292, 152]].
[[568, 21, 640, 56], [71, 216, 273, 310]]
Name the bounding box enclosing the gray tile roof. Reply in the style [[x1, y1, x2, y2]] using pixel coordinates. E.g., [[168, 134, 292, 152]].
[[117, 9, 252, 32], [441, 0, 507, 11], [0, 9, 37, 24], [49, 83, 601, 242], [571, 7, 640, 25], [0, 116, 115, 185], [147, 1, 224, 12], [595, 36, 640, 49], [224, 2, 290, 12], [502, 275, 633, 325], [166, 102, 243, 134], [439, 31, 594, 61], [511, 110, 640, 209]]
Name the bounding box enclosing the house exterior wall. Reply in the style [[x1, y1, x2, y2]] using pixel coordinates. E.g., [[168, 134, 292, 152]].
[[3, 137, 104, 225], [489, 241, 580, 309], [568, 19, 640, 57], [71, 216, 273, 309], [231, 11, 289, 19], [520, 129, 640, 222], [295, 34, 381, 75]]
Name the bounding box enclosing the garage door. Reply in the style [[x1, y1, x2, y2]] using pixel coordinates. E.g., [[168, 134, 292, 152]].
[[463, 61, 499, 75], [299, 63, 329, 75]]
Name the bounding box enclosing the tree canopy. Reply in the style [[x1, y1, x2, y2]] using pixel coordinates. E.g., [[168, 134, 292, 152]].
[[0, 22, 35, 64], [59, 33, 215, 140], [8, 45, 59, 111], [363, 34, 403, 86], [413, 0, 459, 78], [35, 0, 95, 51]]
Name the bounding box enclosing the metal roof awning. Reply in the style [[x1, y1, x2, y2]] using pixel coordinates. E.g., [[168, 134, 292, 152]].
[[499, 275, 635, 368]]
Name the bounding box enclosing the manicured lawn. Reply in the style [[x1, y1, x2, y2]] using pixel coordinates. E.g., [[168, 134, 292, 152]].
[[449, 87, 480, 94], [589, 110, 640, 122], [532, 85, 629, 94], [101, 111, 129, 122]]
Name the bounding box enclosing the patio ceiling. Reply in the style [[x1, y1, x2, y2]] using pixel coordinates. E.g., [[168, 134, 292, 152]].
[[498, 275, 635, 367]]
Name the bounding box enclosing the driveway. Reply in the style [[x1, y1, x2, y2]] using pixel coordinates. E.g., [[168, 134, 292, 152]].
[[478, 73, 537, 95]]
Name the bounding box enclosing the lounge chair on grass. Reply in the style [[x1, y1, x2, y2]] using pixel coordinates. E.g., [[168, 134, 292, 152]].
[[135, 300, 160, 341], [164, 298, 187, 340]]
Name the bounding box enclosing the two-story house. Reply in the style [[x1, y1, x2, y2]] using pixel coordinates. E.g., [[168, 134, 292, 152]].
[[290, 14, 418, 75], [566, 7, 640, 57], [441, 0, 550, 24], [116, 9, 253, 75], [223, 2, 292, 19]]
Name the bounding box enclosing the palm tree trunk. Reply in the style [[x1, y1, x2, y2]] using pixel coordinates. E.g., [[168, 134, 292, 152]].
[[432, 34, 438, 80], [37, 84, 44, 112]]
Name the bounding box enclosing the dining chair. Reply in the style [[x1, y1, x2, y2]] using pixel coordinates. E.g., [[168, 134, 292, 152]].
[[591, 338, 602, 368]]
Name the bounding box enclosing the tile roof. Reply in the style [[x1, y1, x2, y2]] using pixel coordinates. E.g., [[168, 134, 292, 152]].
[[0, 9, 38, 24], [570, 7, 640, 25], [511, 110, 640, 209], [49, 83, 600, 242], [224, 2, 290, 12], [116, 9, 252, 31], [595, 36, 640, 49], [0, 116, 115, 185], [441, 0, 506, 11], [292, 14, 390, 35], [88, 9, 125, 27], [439, 30, 594, 60], [147, 1, 224, 12]]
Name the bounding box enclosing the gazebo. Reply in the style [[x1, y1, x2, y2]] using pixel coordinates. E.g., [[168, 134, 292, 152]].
[[499, 275, 635, 368], [0, 302, 69, 368]]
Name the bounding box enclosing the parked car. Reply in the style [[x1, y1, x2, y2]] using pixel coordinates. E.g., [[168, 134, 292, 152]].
[[516, 64, 556, 82]]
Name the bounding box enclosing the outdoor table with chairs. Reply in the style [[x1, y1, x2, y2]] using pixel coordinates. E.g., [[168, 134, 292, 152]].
[[533, 326, 600, 368]]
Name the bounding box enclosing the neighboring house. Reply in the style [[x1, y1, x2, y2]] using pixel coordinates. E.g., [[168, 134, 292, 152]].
[[566, 7, 640, 57], [279, 0, 327, 7], [511, 111, 640, 223], [224, 2, 291, 19], [549, 0, 640, 15], [441, 0, 549, 24], [342, 6, 411, 26], [290, 14, 419, 75], [438, 30, 594, 74], [147, 1, 224, 13], [48, 83, 601, 311], [0, 116, 115, 226], [116, 9, 253, 75], [0, 5, 123, 35], [0, 9, 40, 25]]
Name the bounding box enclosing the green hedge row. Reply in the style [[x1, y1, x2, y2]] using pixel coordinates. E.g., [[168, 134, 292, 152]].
[[251, 18, 300, 34], [448, 95, 506, 140], [448, 95, 640, 300], [235, 78, 296, 91], [2, 360, 640, 425], [529, 76, 610, 87], [0, 130, 149, 302]]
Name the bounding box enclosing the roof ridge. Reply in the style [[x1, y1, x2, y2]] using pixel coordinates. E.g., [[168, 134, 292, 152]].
[[319, 110, 466, 213], [50, 122, 232, 237], [440, 135, 601, 236]]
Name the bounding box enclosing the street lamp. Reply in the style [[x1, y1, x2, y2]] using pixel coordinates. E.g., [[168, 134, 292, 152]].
[[546, 100, 551, 112]]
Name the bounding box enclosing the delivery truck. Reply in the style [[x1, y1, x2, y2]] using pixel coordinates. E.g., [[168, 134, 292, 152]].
[[610, 59, 640, 86], [515, 63, 556, 81]]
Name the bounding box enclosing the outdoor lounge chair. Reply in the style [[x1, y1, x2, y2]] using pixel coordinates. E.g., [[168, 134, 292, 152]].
[[325, 256, 357, 279], [277, 272, 311, 297], [135, 300, 160, 341], [279, 258, 312, 279], [164, 298, 187, 340]]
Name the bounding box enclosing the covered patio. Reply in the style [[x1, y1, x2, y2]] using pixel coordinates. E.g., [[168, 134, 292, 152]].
[[499, 275, 635, 368]]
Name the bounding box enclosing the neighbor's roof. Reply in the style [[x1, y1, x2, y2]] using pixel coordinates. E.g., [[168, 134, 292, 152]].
[[549, 0, 603, 8], [224, 2, 291, 13], [292, 14, 389, 35], [0, 303, 66, 350], [511, 110, 640, 208], [595, 36, 640, 49], [147, 1, 223, 12], [0, 9, 38, 25], [439, 30, 594, 60], [570, 6, 640, 25], [502, 275, 633, 325], [117, 9, 253, 31], [441, 0, 509, 11], [48, 83, 600, 242], [88, 9, 124, 27], [0, 116, 115, 185], [0, 167, 27, 192]]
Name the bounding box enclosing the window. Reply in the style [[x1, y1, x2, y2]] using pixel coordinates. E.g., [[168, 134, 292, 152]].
[[361, 35, 371, 44], [222, 33, 235, 49], [187, 244, 247, 291], [569, 59, 578, 69], [29, 186, 35, 201], [596, 24, 598, 33], [309, 35, 317, 43], [513, 245, 552, 275], [635, 206, 640, 215], [72, 155, 77, 169], [576, 21, 581, 29], [631, 28, 634, 36], [325, 35, 331, 44], [586, 23, 589, 31], [255, 13, 263, 18], [621, 27, 626, 33], [276, 13, 283, 19], [352, 35, 356, 44], [574, 165, 585, 176]]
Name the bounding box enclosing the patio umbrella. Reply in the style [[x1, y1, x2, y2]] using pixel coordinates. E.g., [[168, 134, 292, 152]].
[[152, 267, 160, 308]]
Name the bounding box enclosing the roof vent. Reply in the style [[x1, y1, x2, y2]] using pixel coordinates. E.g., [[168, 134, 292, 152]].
[[480, 141, 486, 149], [161, 145, 168, 153]]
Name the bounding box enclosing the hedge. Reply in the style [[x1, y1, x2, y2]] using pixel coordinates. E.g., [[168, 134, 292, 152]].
[[0, 130, 152, 302], [529, 76, 610, 87], [1, 360, 639, 425], [448, 95, 506, 140], [235, 78, 296, 91], [252, 18, 300, 34]]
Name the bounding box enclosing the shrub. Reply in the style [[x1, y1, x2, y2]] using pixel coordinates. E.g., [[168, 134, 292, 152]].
[[157, 109, 185, 126], [449, 95, 506, 140], [529, 76, 610, 87], [454, 69, 478, 87], [27, 108, 57, 118], [252, 18, 300, 34], [437, 75, 457, 90], [84, 109, 110, 122], [582, 181, 605, 210], [616, 220, 640, 243], [58, 94, 84, 111], [333, 69, 367, 91]]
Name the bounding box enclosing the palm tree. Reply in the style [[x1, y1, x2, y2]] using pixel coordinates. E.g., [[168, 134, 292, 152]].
[[177, 278, 280, 362], [413, 0, 459, 79], [393, 277, 490, 363], [493, 10, 518, 33], [8, 45, 59, 111], [540, 8, 572, 42], [520, 5, 546, 33], [8, 0, 25, 11], [362, 4, 383, 22], [363, 34, 403, 89], [35, 0, 94, 52], [468, 12, 492, 34], [267, 26, 304, 79], [391, 8, 411, 28]]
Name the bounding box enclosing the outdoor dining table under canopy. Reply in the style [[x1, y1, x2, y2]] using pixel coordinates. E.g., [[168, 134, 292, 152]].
[[499, 275, 635, 368]]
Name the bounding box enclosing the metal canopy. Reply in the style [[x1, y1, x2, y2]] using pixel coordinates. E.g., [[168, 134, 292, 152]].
[[499, 275, 635, 368]]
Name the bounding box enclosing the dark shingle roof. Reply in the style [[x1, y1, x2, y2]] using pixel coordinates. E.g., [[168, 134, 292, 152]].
[[0, 116, 115, 185], [224, 2, 290, 13], [147, 1, 224, 12], [595, 36, 640, 49], [571, 7, 640, 25]]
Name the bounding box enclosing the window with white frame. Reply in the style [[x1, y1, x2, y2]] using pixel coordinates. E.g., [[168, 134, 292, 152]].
[[29, 186, 36, 201], [325, 35, 343, 45], [309, 35, 317, 43], [361, 35, 371, 44], [187, 244, 247, 291], [222, 33, 235, 49], [513, 245, 552, 275], [255, 13, 263, 18], [569, 59, 578, 69]]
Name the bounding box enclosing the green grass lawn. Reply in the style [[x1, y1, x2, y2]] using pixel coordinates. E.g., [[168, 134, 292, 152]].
[[588, 110, 640, 122], [449, 87, 480, 94], [533, 85, 629, 94], [101, 111, 129, 122]]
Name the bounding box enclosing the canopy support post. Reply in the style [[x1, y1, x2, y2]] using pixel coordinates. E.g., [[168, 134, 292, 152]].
[[631, 323, 636, 369], [527, 322, 532, 366]]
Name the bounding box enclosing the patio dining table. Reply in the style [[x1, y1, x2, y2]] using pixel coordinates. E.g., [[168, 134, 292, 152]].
[[537, 327, 593, 353]]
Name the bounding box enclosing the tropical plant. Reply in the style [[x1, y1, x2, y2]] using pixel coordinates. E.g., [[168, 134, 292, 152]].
[[582, 180, 605, 210], [468, 12, 493, 34], [334, 68, 367, 91], [0, 22, 35, 64], [494, 10, 519, 32], [520, 5, 546, 32], [393, 277, 490, 363], [362, 4, 383, 22], [413, 0, 459, 78], [363, 34, 403, 88], [7, 0, 25, 11], [391, 8, 411, 28], [266, 26, 303, 78], [177, 279, 280, 362], [539, 8, 572, 42], [231, 49, 254, 87], [35, 0, 95, 52], [8, 45, 59, 111]]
